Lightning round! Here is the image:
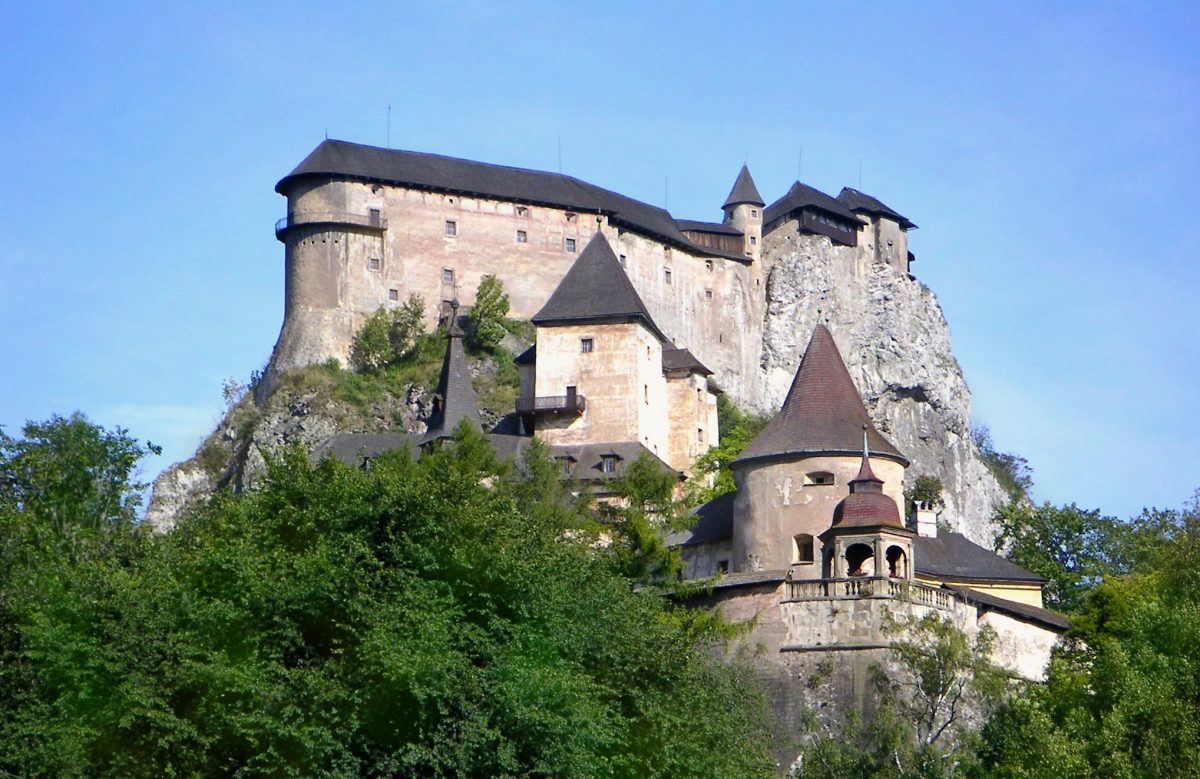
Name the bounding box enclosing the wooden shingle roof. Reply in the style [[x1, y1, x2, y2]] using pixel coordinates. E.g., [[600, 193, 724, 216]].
[[734, 325, 907, 467]]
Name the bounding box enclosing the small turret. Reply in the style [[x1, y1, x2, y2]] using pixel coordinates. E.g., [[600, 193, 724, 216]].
[[721, 165, 764, 261]]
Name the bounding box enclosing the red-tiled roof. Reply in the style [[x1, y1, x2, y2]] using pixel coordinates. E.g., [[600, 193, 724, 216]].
[[831, 455, 904, 529], [734, 325, 907, 466]]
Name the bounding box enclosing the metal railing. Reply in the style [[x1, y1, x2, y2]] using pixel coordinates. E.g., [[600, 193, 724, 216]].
[[516, 394, 587, 414], [787, 577, 953, 610], [275, 211, 388, 239]]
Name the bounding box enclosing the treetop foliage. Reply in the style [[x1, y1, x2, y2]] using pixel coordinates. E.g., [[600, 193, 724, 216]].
[[0, 416, 775, 778], [466, 274, 510, 352], [350, 295, 426, 372]]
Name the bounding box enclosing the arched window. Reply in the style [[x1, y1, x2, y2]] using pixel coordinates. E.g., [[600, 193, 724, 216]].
[[793, 533, 815, 564], [845, 543, 874, 577], [886, 545, 908, 579]]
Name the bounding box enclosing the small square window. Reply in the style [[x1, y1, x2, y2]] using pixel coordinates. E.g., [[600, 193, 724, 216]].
[[388, 289, 399, 301], [581, 337, 594, 353], [368, 257, 381, 271], [705, 289, 713, 300], [516, 230, 527, 243], [442, 268, 455, 283], [750, 209, 758, 218], [444, 220, 457, 237], [516, 206, 529, 217], [664, 267, 672, 284], [565, 238, 576, 252], [750, 235, 757, 246], [705, 259, 713, 271]]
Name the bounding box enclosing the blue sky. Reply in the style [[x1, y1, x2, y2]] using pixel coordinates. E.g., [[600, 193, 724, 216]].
[[1, 1, 1196, 520]]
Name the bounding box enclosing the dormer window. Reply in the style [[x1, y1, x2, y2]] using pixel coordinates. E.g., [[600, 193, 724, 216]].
[[804, 472, 835, 486], [601, 455, 618, 474]]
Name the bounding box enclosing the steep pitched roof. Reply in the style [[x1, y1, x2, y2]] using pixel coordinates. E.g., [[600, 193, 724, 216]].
[[666, 492, 735, 547], [532, 232, 666, 340], [722, 165, 765, 208], [734, 325, 907, 467], [837, 187, 917, 230], [662, 347, 713, 376], [422, 316, 481, 444], [279, 139, 709, 253], [763, 181, 866, 227]]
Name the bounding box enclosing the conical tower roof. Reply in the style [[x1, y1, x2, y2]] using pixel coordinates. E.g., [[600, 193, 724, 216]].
[[422, 312, 481, 444], [722, 164, 765, 209], [532, 232, 666, 340], [733, 325, 907, 467], [830, 445, 904, 529]]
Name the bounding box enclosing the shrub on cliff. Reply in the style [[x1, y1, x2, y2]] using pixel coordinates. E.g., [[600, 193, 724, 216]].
[[466, 274, 510, 352], [350, 295, 425, 371]]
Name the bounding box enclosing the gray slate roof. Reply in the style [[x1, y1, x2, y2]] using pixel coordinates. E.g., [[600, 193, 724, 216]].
[[665, 491, 735, 547], [722, 165, 766, 208], [674, 219, 743, 236], [313, 433, 417, 468], [734, 325, 907, 467], [913, 533, 1047, 584], [550, 440, 679, 483], [837, 187, 917, 230], [948, 585, 1071, 632], [661, 347, 713, 376], [532, 232, 666, 340], [280, 139, 716, 254], [764, 181, 867, 227], [422, 316, 482, 444]]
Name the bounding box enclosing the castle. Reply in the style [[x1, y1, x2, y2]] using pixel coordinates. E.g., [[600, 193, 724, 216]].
[[273, 140, 1068, 741]]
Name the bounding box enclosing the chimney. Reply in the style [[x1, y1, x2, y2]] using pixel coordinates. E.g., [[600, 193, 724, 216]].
[[916, 500, 938, 538]]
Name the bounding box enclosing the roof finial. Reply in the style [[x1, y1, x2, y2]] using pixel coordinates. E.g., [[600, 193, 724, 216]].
[[862, 423, 869, 458]]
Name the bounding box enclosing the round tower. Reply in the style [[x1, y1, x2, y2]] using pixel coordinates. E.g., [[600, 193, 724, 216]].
[[721, 165, 765, 263], [730, 325, 908, 578]]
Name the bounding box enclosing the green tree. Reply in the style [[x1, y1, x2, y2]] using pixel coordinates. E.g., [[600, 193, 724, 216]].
[[971, 424, 1032, 501], [466, 274, 510, 352], [688, 395, 768, 505], [992, 501, 1121, 614], [349, 295, 426, 371], [601, 452, 687, 584], [0, 424, 776, 778]]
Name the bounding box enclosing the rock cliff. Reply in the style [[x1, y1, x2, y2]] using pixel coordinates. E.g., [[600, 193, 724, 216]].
[[757, 232, 1007, 544]]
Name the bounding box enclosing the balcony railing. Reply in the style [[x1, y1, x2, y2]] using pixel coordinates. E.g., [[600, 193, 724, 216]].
[[275, 211, 388, 240], [786, 577, 953, 610], [516, 394, 587, 415]]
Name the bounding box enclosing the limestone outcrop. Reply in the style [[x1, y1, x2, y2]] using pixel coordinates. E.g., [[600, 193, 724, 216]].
[[756, 232, 1008, 544]]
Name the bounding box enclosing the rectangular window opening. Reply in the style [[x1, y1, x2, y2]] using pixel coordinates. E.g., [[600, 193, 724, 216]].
[[516, 230, 527, 243], [368, 257, 381, 271], [704, 289, 713, 300], [387, 288, 399, 301], [442, 268, 455, 284], [565, 237, 576, 252], [580, 337, 594, 353], [444, 220, 457, 237], [664, 267, 672, 284]]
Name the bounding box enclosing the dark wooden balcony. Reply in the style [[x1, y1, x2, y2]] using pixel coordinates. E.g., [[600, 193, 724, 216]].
[[516, 394, 587, 415], [275, 211, 388, 241]]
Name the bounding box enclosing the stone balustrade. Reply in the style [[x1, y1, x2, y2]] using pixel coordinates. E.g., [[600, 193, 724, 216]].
[[786, 576, 953, 610]]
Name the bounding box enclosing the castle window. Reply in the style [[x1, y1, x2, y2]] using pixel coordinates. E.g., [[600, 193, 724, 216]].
[[804, 472, 835, 486], [369, 208, 381, 226], [705, 259, 713, 271], [444, 220, 457, 237], [516, 230, 527, 243], [581, 337, 594, 353], [516, 206, 529, 217], [601, 455, 618, 474], [442, 268, 455, 284], [749, 235, 757, 246], [705, 289, 713, 301], [750, 209, 758, 218], [697, 387, 703, 403], [643, 384, 649, 404], [565, 213, 578, 223], [794, 534, 815, 564], [618, 254, 626, 267], [697, 428, 704, 444], [388, 289, 399, 301], [565, 237, 576, 252], [368, 257, 381, 271], [556, 456, 574, 475], [664, 267, 672, 284]]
